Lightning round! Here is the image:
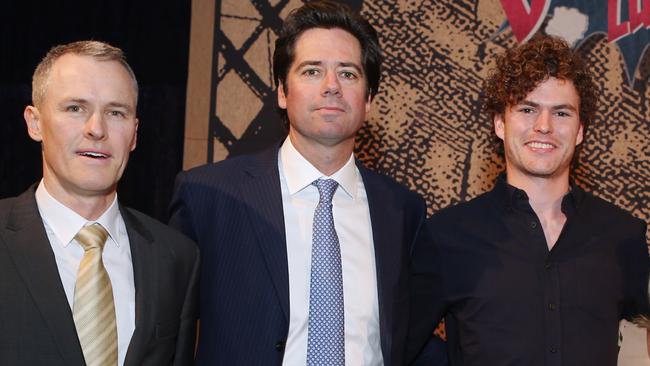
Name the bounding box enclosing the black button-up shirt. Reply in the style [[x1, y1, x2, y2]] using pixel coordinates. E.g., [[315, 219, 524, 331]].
[[408, 176, 649, 366]]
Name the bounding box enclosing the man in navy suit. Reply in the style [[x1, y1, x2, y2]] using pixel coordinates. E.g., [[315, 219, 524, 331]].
[[169, 1, 427, 365]]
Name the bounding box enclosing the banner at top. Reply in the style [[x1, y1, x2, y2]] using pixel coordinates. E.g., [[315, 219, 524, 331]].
[[499, 0, 650, 85]]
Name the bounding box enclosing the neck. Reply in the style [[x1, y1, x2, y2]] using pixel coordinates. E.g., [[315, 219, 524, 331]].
[[506, 169, 569, 219], [42, 179, 115, 221], [289, 133, 354, 176]]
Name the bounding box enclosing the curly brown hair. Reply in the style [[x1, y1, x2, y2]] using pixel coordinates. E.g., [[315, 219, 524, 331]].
[[483, 35, 599, 134]]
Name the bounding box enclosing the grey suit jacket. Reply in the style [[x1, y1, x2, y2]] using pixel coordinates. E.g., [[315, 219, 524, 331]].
[[0, 186, 199, 366]]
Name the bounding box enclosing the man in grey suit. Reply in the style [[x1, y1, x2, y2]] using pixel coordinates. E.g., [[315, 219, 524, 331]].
[[0, 41, 198, 366]]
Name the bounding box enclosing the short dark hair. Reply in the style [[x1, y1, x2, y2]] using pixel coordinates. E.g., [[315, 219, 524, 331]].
[[483, 34, 598, 134], [273, 0, 382, 119]]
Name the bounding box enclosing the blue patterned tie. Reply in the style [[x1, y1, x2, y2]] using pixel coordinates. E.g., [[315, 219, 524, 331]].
[[307, 178, 345, 365]]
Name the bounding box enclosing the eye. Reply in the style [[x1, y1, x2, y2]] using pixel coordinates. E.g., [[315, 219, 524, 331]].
[[108, 110, 127, 118], [339, 71, 358, 80], [66, 105, 82, 112], [518, 107, 535, 114], [302, 68, 320, 77], [556, 111, 571, 117]]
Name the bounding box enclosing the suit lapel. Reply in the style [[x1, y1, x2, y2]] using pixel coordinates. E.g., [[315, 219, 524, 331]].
[[2, 187, 85, 365], [359, 167, 404, 365], [239, 147, 290, 320], [121, 207, 156, 366]]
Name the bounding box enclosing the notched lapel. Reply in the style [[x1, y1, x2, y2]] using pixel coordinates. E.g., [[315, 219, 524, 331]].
[[120, 208, 156, 366], [2, 188, 85, 365], [238, 149, 290, 321]]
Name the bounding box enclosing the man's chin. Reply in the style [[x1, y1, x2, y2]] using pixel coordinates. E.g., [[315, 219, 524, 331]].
[[69, 179, 119, 198], [522, 167, 567, 179]]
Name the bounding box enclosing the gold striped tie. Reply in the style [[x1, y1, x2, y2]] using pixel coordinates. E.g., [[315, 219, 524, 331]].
[[73, 223, 118, 366]]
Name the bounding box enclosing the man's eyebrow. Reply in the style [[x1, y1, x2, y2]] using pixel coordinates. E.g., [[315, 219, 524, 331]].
[[551, 104, 577, 112], [338, 62, 363, 74], [518, 100, 540, 108], [60, 99, 135, 114], [295, 60, 323, 69], [294, 60, 363, 73], [518, 100, 577, 112], [106, 102, 135, 113], [62, 98, 89, 105]]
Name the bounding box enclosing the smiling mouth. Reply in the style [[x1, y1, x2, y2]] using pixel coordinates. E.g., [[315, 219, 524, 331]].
[[526, 141, 556, 149], [78, 151, 110, 159]]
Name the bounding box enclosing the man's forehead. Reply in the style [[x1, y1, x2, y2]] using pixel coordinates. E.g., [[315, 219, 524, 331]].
[[510, 78, 579, 105], [292, 27, 362, 62], [50, 53, 127, 76], [44, 55, 136, 102]]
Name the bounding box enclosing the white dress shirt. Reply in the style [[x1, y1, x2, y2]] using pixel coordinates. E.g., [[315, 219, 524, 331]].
[[279, 138, 383, 366], [35, 181, 135, 366]]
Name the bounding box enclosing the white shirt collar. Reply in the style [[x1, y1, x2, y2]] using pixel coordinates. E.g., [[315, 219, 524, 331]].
[[35, 180, 122, 248], [279, 137, 359, 199]]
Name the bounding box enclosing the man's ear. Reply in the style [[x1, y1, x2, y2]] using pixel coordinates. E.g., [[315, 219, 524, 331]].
[[130, 118, 139, 151], [277, 82, 287, 110], [24, 106, 43, 142], [365, 92, 371, 114], [575, 122, 584, 146], [494, 113, 505, 141]]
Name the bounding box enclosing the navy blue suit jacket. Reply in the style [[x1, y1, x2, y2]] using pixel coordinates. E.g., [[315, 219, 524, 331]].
[[169, 145, 427, 365]]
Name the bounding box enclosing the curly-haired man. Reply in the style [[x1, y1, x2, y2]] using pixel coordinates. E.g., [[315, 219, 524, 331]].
[[408, 35, 649, 366]]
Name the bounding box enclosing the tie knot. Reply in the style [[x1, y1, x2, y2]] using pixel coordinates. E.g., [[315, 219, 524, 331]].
[[314, 179, 339, 204], [75, 223, 109, 251]]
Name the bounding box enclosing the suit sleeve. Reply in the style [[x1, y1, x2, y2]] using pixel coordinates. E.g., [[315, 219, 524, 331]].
[[173, 244, 200, 366], [406, 217, 449, 364], [168, 171, 198, 242], [623, 219, 650, 324]]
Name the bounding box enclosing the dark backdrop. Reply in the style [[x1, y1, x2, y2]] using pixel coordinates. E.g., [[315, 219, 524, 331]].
[[0, 0, 191, 221]]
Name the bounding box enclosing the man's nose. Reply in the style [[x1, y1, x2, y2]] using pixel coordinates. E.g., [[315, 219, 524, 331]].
[[84, 112, 107, 140], [321, 71, 341, 97], [533, 110, 552, 134]]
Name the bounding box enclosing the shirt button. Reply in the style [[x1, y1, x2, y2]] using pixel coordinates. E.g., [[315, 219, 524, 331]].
[[530, 221, 537, 229], [545, 263, 552, 269], [550, 347, 558, 353], [548, 303, 556, 311]]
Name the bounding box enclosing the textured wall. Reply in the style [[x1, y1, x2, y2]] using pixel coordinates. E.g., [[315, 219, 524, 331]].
[[185, 0, 650, 355], [185, 0, 649, 230]]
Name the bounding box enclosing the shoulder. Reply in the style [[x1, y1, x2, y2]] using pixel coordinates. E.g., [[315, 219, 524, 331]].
[[0, 196, 17, 217], [176, 147, 278, 188], [0, 187, 39, 227], [429, 189, 494, 228], [181, 152, 265, 181], [123, 207, 198, 257], [578, 188, 646, 230], [358, 164, 425, 209], [0, 197, 16, 228]]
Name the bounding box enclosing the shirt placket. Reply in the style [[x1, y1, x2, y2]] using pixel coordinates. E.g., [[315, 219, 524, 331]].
[[521, 206, 563, 366]]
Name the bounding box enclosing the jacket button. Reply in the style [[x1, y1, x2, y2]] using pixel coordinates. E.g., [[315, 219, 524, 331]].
[[275, 341, 285, 352]]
